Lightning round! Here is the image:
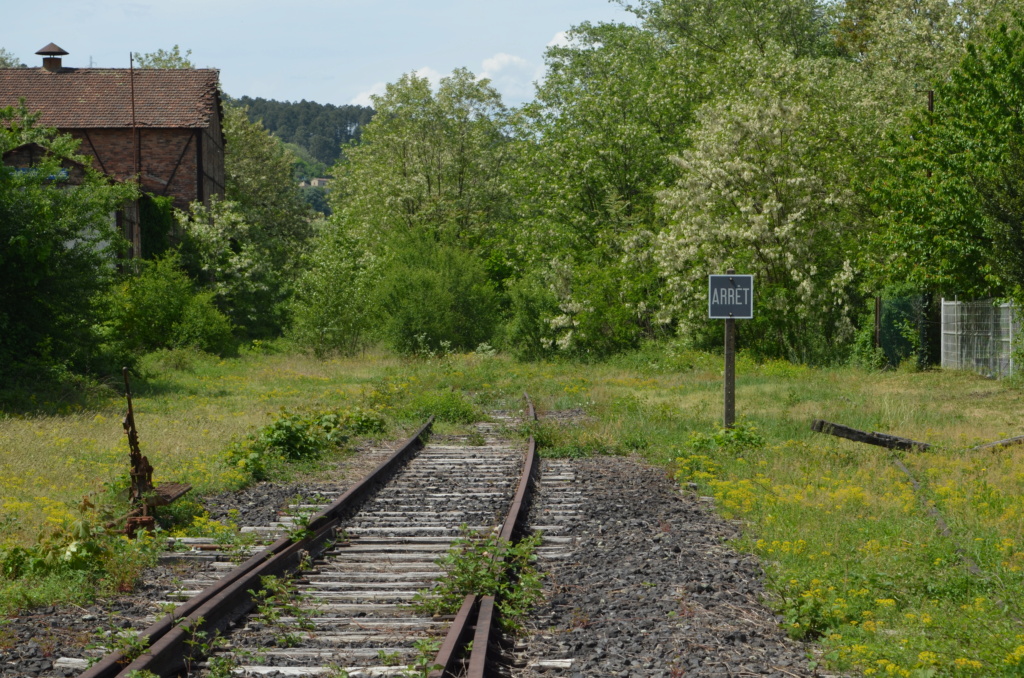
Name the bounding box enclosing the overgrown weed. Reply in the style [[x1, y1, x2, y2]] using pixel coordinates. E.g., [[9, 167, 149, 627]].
[[412, 525, 543, 633]]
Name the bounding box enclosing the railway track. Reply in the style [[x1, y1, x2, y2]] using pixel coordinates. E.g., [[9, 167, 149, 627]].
[[77, 402, 539, 678]]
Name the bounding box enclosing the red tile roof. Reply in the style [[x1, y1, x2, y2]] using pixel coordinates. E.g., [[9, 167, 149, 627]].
[[0, 68, 220, 129]]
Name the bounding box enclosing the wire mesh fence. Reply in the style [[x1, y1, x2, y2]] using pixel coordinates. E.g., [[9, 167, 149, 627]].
[[941, 299, 1019, 378], [878, 294, 930, 368]]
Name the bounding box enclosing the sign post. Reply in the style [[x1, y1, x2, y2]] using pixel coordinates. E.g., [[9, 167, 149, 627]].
[[724, 313, 736, 427], [708, 270, 753, 428]]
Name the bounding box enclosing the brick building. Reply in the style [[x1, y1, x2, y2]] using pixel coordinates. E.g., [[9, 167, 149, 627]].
[[0, 44, 225, 257]]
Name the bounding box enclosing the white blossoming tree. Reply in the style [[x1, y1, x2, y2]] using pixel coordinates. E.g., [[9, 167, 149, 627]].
[[657, 51, 864, 362]]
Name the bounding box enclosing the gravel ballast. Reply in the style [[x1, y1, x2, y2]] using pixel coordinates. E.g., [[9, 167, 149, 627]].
[[509, 456, 822, 678]]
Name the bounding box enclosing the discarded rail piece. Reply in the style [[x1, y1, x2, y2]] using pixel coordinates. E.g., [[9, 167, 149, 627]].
[[814, 417, 1024, 454], [971, 434, 1024, 452], [811, 419, 931, 451]]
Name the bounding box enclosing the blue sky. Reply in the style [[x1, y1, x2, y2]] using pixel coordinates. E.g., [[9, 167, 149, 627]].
[[3, 0, 637, 107]]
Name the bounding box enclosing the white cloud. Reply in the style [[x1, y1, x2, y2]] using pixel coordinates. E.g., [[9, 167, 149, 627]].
[[350, 81, 388, 107], [477, 52, 538, 105], [547, 31, 570, 48], [481, 52, 529, 79], [411, 66, 443, 89]]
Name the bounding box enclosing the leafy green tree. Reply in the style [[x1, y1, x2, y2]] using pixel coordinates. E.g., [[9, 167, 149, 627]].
[[873, 17, 1024, 302], [869, 123, 996, 299], [0, 104, 137, 374], [178, 199, 292, 339], [629, 0, 834, 58], [290, 223, 381, 356], [132, 45, 194, 69], [333, 69, 510, 252], [828, 0, 1017, 131], [294, 70, 510, 355], [503, 22, 699, 357], [0, 48, 26, 68], [657, 46, 869, 362], [178, 105, 314, 337], [223, 105, 314, 249], [514, 22, 694, 261], [950, 18, 1024, 303]]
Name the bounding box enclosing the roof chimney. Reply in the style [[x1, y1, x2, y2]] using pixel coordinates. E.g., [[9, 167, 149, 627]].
[[36, 43, 68, 72]]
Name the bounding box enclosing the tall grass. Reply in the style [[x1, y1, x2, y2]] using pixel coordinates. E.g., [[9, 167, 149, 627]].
[[0, 346, 398, 541]]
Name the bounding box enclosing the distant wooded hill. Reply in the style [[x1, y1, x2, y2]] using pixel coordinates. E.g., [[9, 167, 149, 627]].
[[233, 96, 375, 169]]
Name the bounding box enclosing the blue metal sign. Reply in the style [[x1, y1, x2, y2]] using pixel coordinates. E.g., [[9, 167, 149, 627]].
[[708, 274, 754, 319]]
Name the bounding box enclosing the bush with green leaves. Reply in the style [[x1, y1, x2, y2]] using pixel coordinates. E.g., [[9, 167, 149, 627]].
[[0, 499, 162, 611], [290, 223, 382, 356], [683, 423, 766, 458], [504, 259, 662, 361], [103, 253, 235, 357], [504, 272, 560, 361], [374, 235, 499, 355], [412, 526, 543, 633], [0, 103, 138, 377], [228, 407, 385, 481]]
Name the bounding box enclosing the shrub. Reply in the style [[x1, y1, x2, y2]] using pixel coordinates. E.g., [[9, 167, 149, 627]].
[[411, 526, 543, 633], [228, 407, 386, 481], [504, 261, 657, 361], [171, 291, 236, 355], [684, 423, 766, 457], [290, 224, 381, 356], [0, 499, 161, 609], [564, 264, 648, 359], [374, 237, 499, 354], [104, 253, 236, 357], [105, 254, 192, 354], [256, 412, 330, 461], [504, 273, 559, 361]]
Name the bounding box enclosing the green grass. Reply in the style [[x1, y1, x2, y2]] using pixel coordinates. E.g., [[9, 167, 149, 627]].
[[2, 341, 1024, 673]]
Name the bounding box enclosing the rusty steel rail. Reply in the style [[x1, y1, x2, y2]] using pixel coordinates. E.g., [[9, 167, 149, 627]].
[[81, 417, 434, 678], [467, 596, 498, 676], [431, 393, 540, 677], [429, 594, 480, 676]]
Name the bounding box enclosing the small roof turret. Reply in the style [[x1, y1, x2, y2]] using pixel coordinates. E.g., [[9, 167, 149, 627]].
[[35, 43, 68, 57]]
